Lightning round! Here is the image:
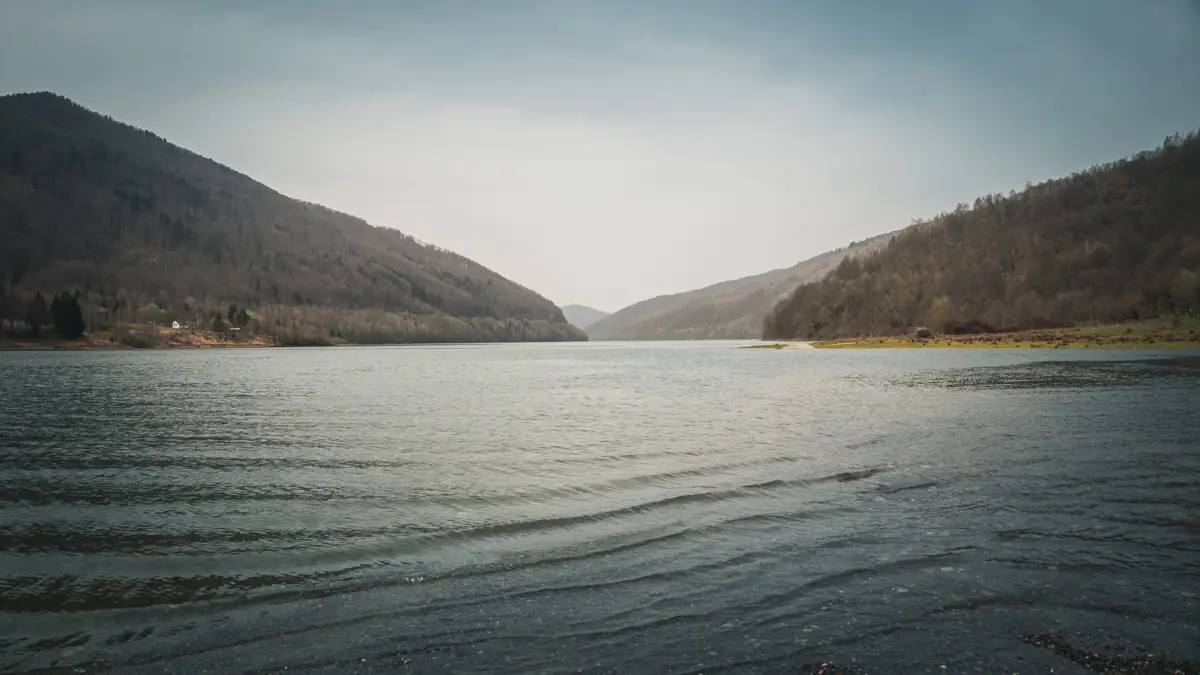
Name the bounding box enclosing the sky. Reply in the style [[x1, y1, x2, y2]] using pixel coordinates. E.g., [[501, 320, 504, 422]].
[[2, 1, 1198, 311]]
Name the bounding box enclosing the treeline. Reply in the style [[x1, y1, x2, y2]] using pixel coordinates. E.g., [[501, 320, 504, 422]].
[[764, 130, 1200, 340], [0, 282, 249, 332], [2, 288, 87, 339], [0, 283, 582, 346], [0, 92, 585, 344], [257, 305, 587, 346]]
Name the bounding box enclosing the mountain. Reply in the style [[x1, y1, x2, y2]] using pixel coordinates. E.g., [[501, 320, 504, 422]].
[[0, 92, 586, 344], [764, 130, 1200, 340], [561, 304, 610, 329], [586, 231, 897, 340]]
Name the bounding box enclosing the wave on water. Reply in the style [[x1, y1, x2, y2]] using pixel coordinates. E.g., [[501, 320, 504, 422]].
[[1, 345, 1198, 673]]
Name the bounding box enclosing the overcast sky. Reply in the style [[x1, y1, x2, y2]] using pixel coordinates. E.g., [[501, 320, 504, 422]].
[[2, 1, 1198, 311]]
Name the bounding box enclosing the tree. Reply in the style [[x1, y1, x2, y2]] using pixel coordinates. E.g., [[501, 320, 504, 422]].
[[25, 292, 50, 337], [51, 292, 86, 339], [50, 293, 61, 330], [0, 281, 10, 329], [1173, 269, 1198, 313], [138, 302, 167, 326]]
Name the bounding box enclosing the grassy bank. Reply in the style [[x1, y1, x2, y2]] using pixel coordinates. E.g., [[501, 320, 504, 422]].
[[809, 318, 1200, 349]]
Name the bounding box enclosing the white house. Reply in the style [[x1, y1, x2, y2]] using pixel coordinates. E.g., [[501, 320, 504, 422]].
[[171, 321, 180, 329]]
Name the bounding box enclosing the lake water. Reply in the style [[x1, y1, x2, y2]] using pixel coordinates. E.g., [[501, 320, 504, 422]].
[[1, 343, 1198, 674]]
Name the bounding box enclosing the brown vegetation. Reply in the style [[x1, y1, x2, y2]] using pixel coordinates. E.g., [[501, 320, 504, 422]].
[[763, 130, 1200, 340]]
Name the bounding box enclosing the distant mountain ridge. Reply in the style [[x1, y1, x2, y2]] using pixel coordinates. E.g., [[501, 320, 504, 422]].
[[0, 92, 586, 344], [587, 231, 898, 340], [561, 304, 610, 330]]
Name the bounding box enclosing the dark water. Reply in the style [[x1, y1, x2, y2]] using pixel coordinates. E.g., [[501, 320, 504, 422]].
[[1, 343, 1198, 674]]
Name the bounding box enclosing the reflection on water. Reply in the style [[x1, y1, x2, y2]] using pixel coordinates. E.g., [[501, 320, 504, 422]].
[[0, 344, 1197, 674]]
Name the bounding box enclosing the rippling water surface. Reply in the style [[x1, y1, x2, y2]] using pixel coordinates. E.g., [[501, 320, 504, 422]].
[[1, 343, 1198, 674]]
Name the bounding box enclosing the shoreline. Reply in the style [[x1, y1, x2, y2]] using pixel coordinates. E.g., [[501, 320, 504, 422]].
[[754, 318, 1200, 350], [0, 334, 587, 351], [813, 340, 1200, 349], [0, 332, 279, 351], [0, 343, 278, 351], [0, 343, 276, 351], [809, 320, 1200, 349]]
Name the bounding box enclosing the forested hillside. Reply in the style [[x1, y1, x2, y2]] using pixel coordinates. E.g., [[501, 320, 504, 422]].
[[588, 232, 896, 340], [764, 130, 1200, 340], [0, 92, 585, 344]]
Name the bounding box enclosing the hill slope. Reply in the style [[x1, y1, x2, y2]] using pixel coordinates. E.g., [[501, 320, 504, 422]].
[[764, 131, 1200, 340], [587, 232, 897, 340], [561, 304, 610, 330], [0, 92, 585, 344]]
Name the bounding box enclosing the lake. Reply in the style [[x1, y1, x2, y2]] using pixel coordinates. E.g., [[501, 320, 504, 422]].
[[1, 343, 1198, 674]]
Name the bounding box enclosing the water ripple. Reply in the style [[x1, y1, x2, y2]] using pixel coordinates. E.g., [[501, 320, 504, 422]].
[[1, 345, 1198, 673]]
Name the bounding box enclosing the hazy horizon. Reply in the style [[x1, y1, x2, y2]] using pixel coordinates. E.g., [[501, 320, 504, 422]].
[[3, 0, 1198, 311]]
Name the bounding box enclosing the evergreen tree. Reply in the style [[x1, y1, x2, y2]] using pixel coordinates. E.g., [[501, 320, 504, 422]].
[[51, 291, 86, 339], [66, 295, 85, 339], [50, 293, 62, 329], [0, 281, 9, 329], [25, 292, 50, 337]]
